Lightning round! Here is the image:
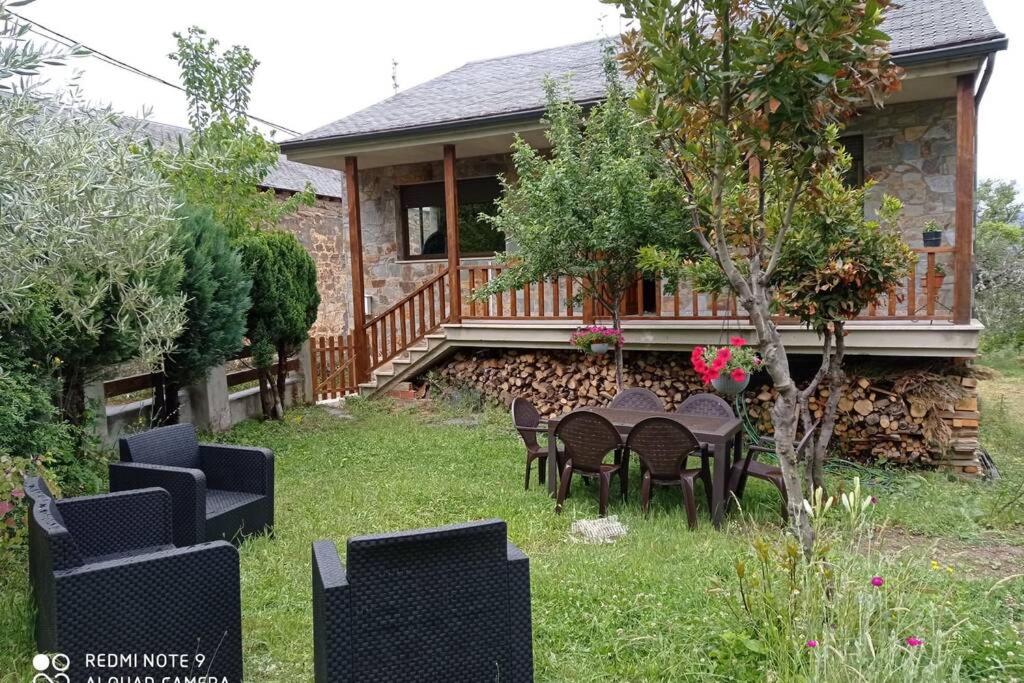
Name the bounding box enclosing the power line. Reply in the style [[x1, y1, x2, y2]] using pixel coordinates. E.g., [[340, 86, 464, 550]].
[[8, 10, 302, 136]]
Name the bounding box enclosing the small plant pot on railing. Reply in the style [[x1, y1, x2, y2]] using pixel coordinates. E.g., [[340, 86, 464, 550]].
[[922, 220, 944, 248]]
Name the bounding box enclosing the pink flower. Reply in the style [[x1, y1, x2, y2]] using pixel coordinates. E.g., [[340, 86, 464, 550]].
[[905, 636, 924, 647], [871, 576, 884, 587], [730, 336, 748, 348], [0, 501, 13, 516], [730, 368, 747, 383], [806, 640, 818, 648], [716, 347, 732, 361], [10, 487, 24, 499], [870, 496, 878, 505]]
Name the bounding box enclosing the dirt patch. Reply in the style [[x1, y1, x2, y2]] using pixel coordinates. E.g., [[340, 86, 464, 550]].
[[868, 527, 1024, 581]]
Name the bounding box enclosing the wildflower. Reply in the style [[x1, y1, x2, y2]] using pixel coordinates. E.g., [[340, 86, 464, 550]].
[[806, 640, 818, 648], [730, 336, 747, 347], [871, 576, 885, 587], [930, 560, 940, 571], [905, 636, 924, 647], [870, 496, 878, 505], [730, 368, 747, 382], [946, 565, 954, 574]]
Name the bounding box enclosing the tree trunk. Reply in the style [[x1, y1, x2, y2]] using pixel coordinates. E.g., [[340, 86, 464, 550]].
[[59, 365, 87, 427], [257, 367, 283, 420], [276, 342, 289, 411], [811, 327, 847, 493], [610, 304, 624, 390], [151, 373, 181, 427]]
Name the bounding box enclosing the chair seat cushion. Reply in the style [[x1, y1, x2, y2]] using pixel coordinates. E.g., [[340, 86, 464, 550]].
[[204, 489, 271, 543], [81, 544, 175, 565]]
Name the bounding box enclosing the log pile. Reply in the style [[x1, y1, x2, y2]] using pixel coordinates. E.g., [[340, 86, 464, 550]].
[[428, 349, 983, 475]]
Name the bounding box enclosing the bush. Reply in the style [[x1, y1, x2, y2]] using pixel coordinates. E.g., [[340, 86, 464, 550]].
[[0, 347, 104, 555]]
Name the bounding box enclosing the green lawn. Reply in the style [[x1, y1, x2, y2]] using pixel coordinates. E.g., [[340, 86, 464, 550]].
[[2, 370, 1023, 681]]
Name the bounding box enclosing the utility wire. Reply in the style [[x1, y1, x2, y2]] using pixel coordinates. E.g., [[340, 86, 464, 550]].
[[8, 10, 302, 136]]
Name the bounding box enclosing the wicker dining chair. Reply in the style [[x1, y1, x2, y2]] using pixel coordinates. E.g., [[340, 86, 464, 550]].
[[511, 397, 561, 490], [626, 417, 711, 528], [553, 410, 625, 516], [675, 392, 735, 418], [609, 387, 665, 412], [728, 421, 819, 519]]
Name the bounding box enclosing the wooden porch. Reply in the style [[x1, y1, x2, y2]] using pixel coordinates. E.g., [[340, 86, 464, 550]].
[[323, 72, 980, 399]]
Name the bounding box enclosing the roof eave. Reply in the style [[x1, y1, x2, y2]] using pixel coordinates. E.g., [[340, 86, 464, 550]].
[[283, 36, 1009, 153], [892, 36, 1008, 67]]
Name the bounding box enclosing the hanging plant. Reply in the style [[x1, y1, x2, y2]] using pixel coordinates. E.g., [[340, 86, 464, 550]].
[[570, 325, 625, 354], [690, 337, 761, 391]]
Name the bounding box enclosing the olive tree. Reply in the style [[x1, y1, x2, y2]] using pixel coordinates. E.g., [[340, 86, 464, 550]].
[[475, 59, 693, 387], [613, 0, 903, 553]]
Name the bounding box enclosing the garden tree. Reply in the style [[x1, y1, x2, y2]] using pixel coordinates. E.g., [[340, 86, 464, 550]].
[[0, 87, 185, 425], [151, 206, 252, 426], [236, 230, 319, 419], [474, 59, 694, 388], [770, 158, 914, 492], [151, 26, 314, 236], [977, 179, 1023, 225], [974, 180, 1024, 349], [613, 0, 902, 554]]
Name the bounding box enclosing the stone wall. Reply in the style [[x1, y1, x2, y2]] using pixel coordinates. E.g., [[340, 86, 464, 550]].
[[855, 98, 958, 306], [354, 153, 515, 319], [274, 193, 349, 337]]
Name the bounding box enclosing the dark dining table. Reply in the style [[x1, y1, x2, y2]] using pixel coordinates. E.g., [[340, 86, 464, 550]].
[[545, 406, 743, 528]]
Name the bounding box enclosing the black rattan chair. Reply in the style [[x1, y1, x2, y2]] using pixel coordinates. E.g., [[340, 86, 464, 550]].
[[312, 519, 533, 683], [554, 410, 625, 516], [24, 477, 242, 679], [676, 393, 735, 418], [609, 387, 664, 412], [626, 417, 711, 528], [511, 397, 562, 490], [110, 423, 274, 547]]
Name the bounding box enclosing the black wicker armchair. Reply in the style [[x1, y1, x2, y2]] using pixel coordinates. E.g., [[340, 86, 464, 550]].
[[312, 519, 534, 683], [24, 477, 242, 680], [110, 423, 274, 547]]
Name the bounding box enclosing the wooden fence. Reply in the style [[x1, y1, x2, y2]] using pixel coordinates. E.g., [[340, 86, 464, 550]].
[[309, 334, 359, 400]]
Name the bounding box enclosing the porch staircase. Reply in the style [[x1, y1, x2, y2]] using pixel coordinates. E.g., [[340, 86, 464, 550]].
[[357, 331, 451, 397]]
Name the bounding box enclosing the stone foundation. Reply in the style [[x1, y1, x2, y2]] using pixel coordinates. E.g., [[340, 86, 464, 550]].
[[428, 348, 983, 475]]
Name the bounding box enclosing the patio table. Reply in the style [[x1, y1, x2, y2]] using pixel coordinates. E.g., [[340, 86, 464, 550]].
[[545, 407, 742, 528]]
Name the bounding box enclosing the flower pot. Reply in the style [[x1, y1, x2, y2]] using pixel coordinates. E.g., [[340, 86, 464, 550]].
[[712, 373, 750, 396], [589, 343, 610, 354], [922, 231, 942, 247], [921, 275, 945, 291]]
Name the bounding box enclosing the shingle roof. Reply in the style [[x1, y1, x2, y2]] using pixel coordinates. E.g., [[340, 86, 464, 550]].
[[286, 0, 1004, 147], [136, 118, 343, 198]]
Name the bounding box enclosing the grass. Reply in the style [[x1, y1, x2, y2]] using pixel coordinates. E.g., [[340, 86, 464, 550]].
[[2, 372, 1023, 681]]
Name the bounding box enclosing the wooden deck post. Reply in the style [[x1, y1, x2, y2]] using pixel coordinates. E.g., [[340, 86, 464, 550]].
[[345, 156, 370, 384], [444, 144, 462, 323], [953, 73, 977, 325]]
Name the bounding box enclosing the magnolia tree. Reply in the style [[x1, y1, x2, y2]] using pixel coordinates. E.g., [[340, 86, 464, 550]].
[[613, 0, 903, 553], [475, 60, 693, 387]]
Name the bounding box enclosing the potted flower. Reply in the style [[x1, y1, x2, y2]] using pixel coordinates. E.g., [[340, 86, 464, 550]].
[[921, 262, 946, 291], [690, 337, 761, 395], [570, 325, 625, 354], [921, 220, 944, 248]]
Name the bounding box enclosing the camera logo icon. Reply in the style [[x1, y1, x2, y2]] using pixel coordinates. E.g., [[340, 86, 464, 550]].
[[31, 653, 70, 682]]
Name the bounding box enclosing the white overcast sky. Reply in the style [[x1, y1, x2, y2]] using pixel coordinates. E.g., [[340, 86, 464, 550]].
[[14, 0, 1023, 187]]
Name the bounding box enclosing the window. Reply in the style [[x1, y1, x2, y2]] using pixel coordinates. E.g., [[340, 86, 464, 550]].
[[399, 177, 505, 259], [839, 135, 865, 188]]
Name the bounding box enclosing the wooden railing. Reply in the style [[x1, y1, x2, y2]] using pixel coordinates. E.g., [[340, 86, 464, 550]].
[[456, 247, 955, 324], [364, 268, 451, 371]]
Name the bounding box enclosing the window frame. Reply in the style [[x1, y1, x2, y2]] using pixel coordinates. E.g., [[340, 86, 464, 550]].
[[397, 176, 504, 261]]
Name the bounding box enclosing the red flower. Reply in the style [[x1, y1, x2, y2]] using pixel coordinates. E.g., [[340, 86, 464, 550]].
[[730, 336, 748, 347], [716, 347, 732, 361], [730, 368, 747, 382]]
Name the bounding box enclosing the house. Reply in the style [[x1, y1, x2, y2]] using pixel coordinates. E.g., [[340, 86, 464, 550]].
[[134, 118, 349, 337], [280, 0, 1006, 401]]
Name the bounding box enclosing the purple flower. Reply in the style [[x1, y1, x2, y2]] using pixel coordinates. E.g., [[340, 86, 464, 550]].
[[871, 576, 885, 587], [806, 640, 818, 648], [870, 496, 878, 505], [905, 636, 924, 647]]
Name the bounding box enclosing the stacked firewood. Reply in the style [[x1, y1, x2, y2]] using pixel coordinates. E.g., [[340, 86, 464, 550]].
[[428, 349, 983, 474]]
